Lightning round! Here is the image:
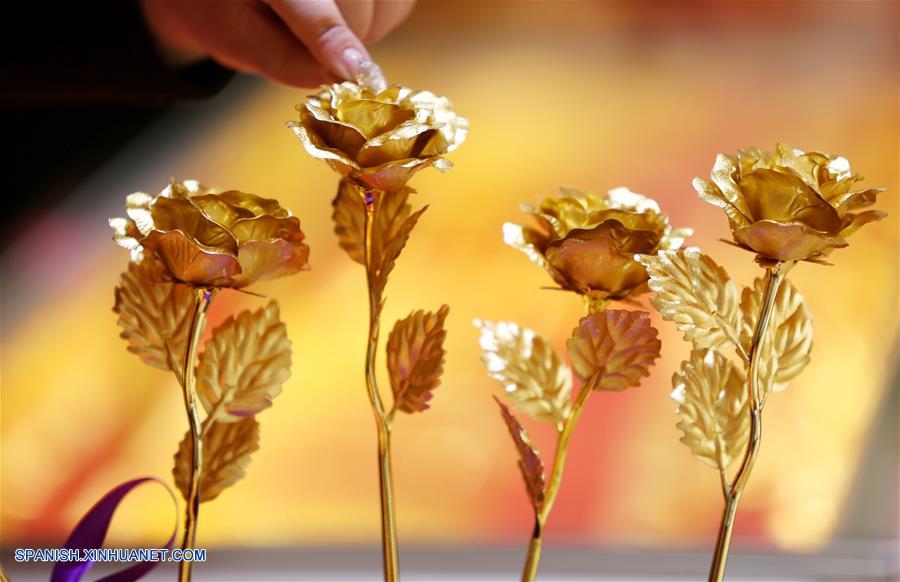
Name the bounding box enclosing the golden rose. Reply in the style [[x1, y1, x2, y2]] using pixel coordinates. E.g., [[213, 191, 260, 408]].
[[109, 180, 310, 288], [288, 82, 467, 192], [504, 187, 691, 300], [694, 143, 885, 263]]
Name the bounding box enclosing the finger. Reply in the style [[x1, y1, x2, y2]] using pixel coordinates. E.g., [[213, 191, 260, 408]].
[[336, 0, 374, 41], [205, 1, 332, 87], [366, 0, 416, 43], [263, 0, 382, 85]]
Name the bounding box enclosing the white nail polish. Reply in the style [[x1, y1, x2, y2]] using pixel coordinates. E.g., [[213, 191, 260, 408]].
[[342, 48, 386, 92]]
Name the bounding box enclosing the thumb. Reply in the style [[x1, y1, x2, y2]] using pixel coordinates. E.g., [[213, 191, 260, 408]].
[[264, 0, 385, 88]]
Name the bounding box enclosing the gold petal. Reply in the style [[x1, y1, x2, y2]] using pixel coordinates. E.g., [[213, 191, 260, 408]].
[[142, 230, 240, 286], [545, 229, 648, 298], [475, 319, 572, 424], [566, 310, 661, 390], [231, 237, 310, 288], [197, 302, 291, 421], [303, 105, 367, 156], [839, 209, 886, 239], [502, 222, 551, 271], [189, 194, 255, 229], [709, 154, 754, 221], [335, 99, 414, 139], [229, 215, 301, 244], [287, 121, 361, 171], [829, 188, 883, 215], [738, 169, 842, 231], [216, 191, 290, 218], [671, 349, 748, 470], [109, 217, 144, 261], [356, 157, 438, 191], [693, 177, 751, 227], [733, 221, 846, 262], [149, 196, 238, 253]]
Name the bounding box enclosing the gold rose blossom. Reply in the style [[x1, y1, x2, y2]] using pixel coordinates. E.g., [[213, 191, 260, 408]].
[[638, 144, 885, 581], [110, 179, 309, 582], [289, 79, 466, 581], [478, 187, 688, 580], [504, 187, 691, 311]]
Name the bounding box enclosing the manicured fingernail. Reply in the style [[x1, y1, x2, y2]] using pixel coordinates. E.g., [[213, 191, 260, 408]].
[[342, 48, 386, 92]]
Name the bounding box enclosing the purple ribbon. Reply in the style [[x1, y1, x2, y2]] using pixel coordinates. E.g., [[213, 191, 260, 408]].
[[50, 477, 177, 582]]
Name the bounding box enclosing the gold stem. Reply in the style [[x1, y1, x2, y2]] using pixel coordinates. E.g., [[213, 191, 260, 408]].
[[708, 265, 783, 582], [363, 194, 399, 581], [178, 287, 214, 582], [522, 517, 543, 582], [521, 373, 598, 581]]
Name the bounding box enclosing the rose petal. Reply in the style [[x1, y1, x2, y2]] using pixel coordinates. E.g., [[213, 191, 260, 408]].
[[230, 215, 302, 245], [839, 209, 886, 239], [217, 191, 290, 219], [142, 230, 241, 286], [733, 220, 847, 262], [189, 194, 254, 228], [738, 168, 841, 232], [288, 122, 360, 170], [545, 229, 649, 297], [355, 157, 443, 191], [335, 99, 414, 139], [150, 196, 239, 254], [829, 188, 883, 215], [230, 236, 310, 288], [693, 177, 751, 227], [709, 154, 754, 221], [502, 222, 551, 271], [109, 217, 144, 261]]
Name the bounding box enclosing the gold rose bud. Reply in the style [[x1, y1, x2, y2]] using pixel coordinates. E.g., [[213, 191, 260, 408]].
[[504, 187, 691, 310], [640, 144, 884, 581], [290, 79, 464, 581], [288, 82, 468, 192], [479, 187, 679, 580], [694, 143, 885, 265], [110, 180, 308, 582]]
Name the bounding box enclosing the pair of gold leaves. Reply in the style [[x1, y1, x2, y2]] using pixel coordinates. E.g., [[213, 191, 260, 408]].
[[479, 310, 661, 512], [333, 180, 427, 306], [114, 259, 292, 503], [333, 180, 450, 416], [637, 249, 813, 472]]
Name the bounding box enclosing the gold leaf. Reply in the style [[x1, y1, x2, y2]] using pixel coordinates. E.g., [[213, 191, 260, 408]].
[[113, 258, 195, 377], [741, 277, 813, 393], [475, 319, 572, 424], [494, 397, 545, 513], [637, 249, 742, 350], [197, 302, 291, 423], [173, 417, 260, 503], [387, 305, 449, 413], [566, 310, 661, 390], [671, 349, 749, 471], [331, 180, 412, 265]]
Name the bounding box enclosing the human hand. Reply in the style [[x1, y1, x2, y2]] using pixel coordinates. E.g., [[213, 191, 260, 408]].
[[141, 0, 415, 88]]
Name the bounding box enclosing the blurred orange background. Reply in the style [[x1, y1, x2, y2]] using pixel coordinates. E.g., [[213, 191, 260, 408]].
[[1, 0, 897, 557]]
